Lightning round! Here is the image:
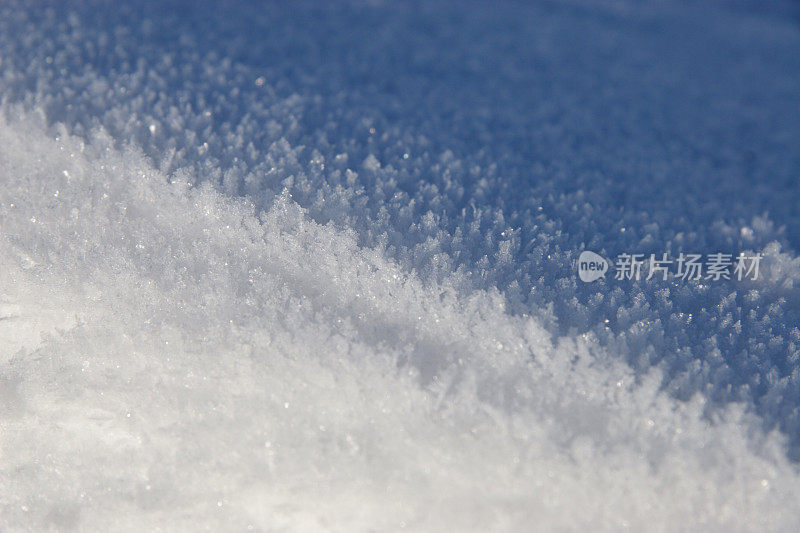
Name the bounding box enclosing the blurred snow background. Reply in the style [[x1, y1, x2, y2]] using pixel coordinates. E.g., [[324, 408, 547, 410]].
[[1, 0, 799, 530]]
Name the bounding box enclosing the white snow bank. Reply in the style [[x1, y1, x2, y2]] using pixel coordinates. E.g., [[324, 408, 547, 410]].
[[1, 110, 799, 531], [3, 0, 798, 449]]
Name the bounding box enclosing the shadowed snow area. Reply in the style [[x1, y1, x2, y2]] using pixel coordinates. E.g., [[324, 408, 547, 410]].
[[1, 0, 800, 530]]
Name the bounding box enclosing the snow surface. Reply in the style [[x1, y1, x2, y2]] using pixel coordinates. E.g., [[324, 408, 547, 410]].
[[1, 0, 799, 530]]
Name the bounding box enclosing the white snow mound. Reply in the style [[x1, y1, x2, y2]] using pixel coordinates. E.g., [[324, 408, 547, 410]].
[[1, 109, 799, 531]]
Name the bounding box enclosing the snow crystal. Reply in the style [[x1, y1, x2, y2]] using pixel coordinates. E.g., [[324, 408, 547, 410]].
[[1, 0, 800, 530], [2, 105, 799, 531]]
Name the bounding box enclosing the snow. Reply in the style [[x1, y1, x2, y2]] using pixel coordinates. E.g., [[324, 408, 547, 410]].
[[1, 0, 799, 530]]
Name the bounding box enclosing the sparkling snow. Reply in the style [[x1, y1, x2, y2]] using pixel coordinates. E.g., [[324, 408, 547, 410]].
[[1, 0, 799, 530]]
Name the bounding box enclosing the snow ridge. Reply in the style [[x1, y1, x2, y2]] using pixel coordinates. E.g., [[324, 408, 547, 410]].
[[0, 106, 798, 531], [1, 0, 800, 530], [2, 1, 798, 452]]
